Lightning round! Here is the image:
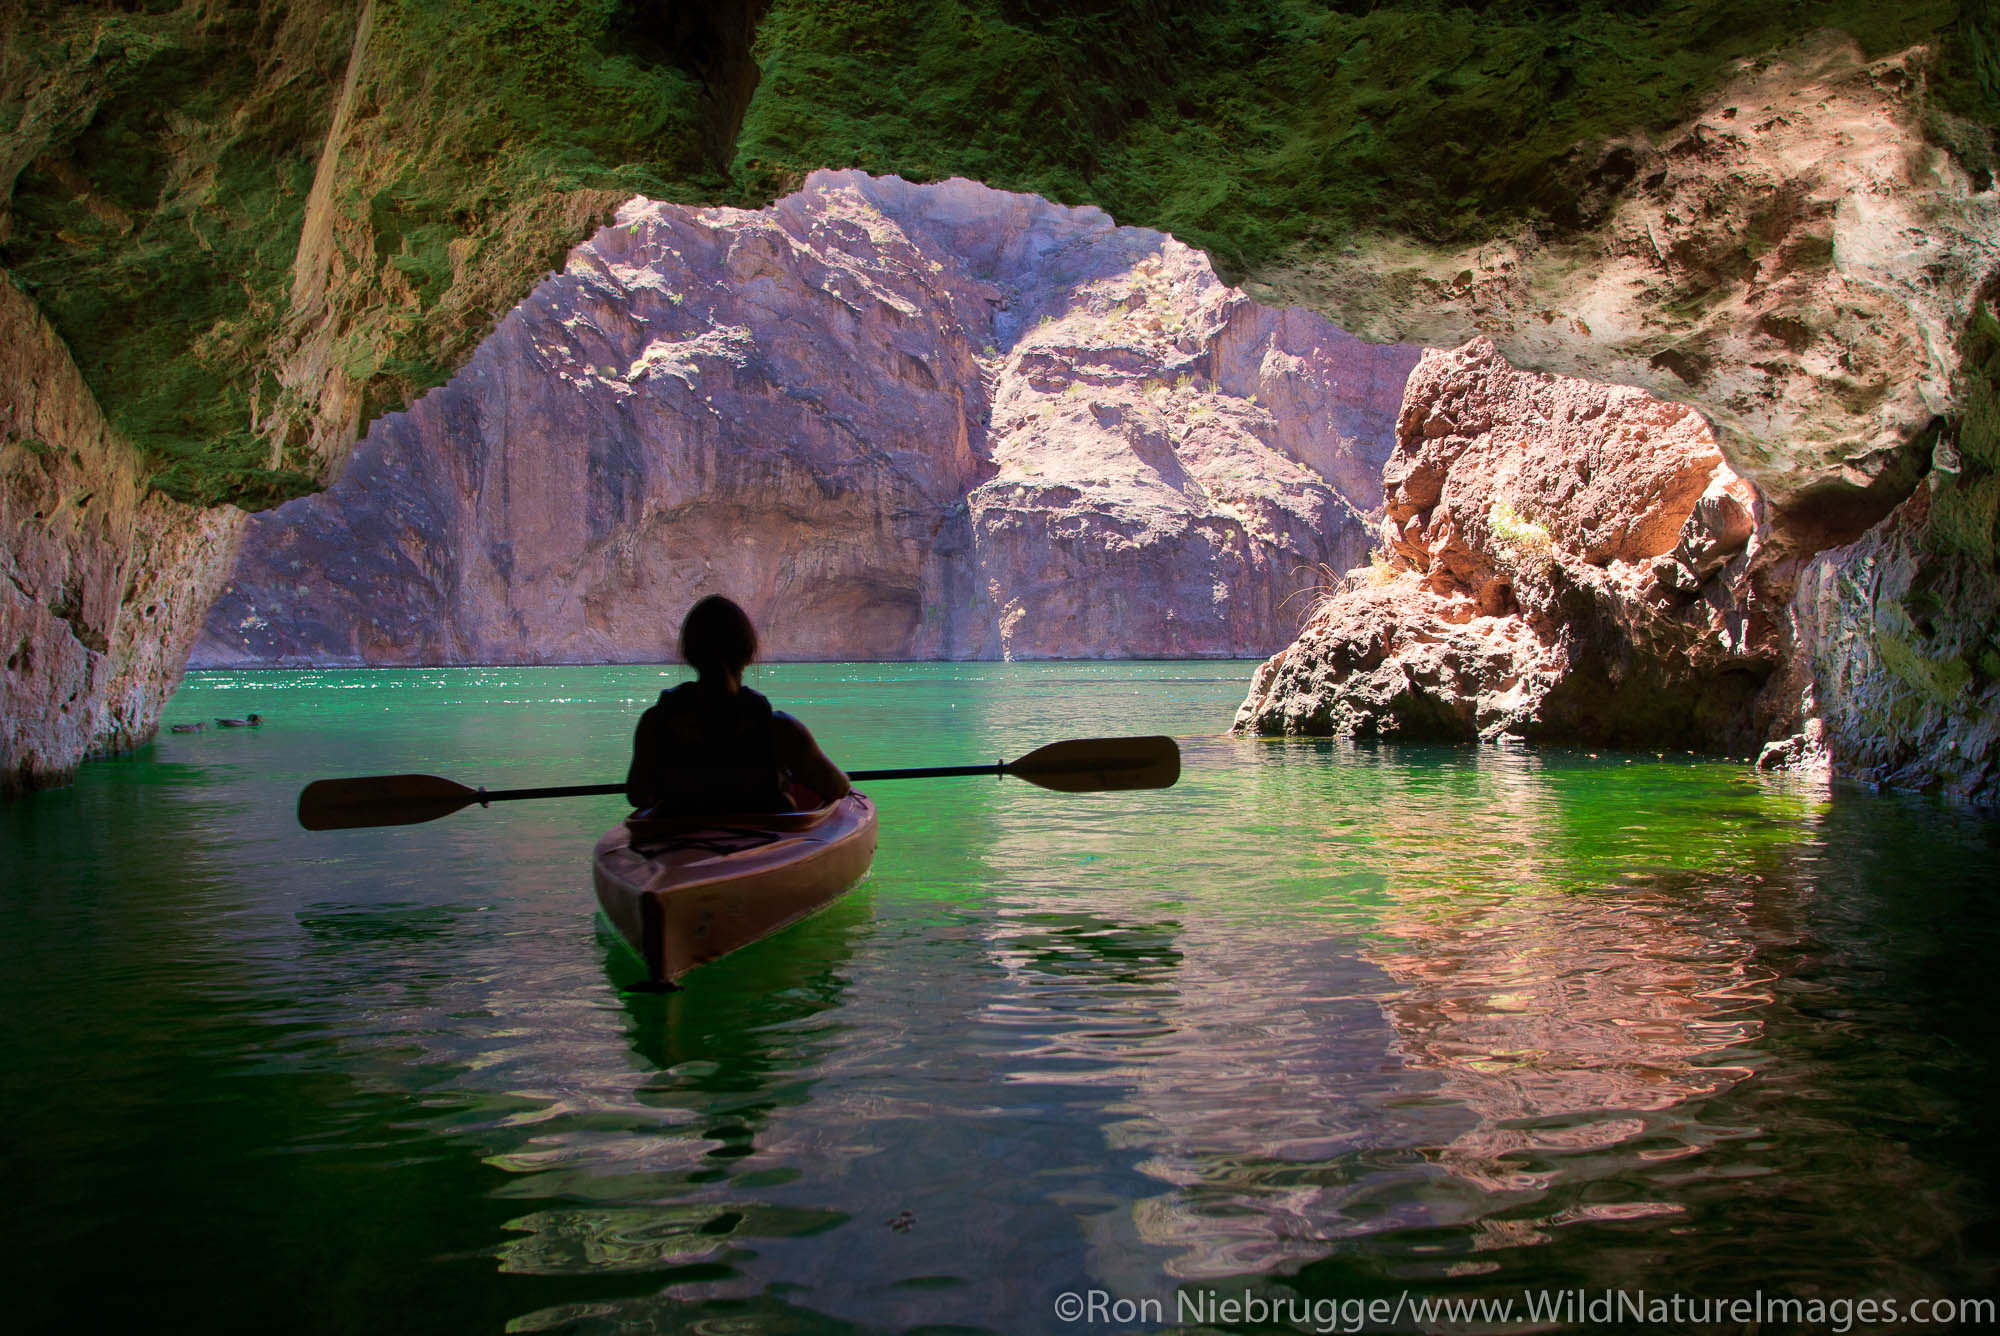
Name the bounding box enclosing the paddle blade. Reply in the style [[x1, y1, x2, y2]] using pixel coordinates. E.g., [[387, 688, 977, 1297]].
[[1005, 735, 1180, 793], [298, 774, 482, 831]]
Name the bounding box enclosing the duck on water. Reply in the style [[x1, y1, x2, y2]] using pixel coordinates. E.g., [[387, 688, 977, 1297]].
[[171, 714, 262, 732]]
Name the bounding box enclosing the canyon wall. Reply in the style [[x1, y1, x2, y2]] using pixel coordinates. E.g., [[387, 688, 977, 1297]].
[[1237, 328, 2000, 803], [1232, 33, 2000, 800], [1, 286, 242, 794], [6, 3, 1997, 794], [192, 173, 1417, 665]]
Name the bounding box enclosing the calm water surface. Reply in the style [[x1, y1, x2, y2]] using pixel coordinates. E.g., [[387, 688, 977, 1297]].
[[5, 662, 1997, 1333]]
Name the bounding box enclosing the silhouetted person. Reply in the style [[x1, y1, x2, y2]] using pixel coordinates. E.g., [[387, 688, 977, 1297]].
[[625, 595, 851, 815]]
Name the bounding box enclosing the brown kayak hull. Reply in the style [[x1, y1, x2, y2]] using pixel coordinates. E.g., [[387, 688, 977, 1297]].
[[592, 792, 877, 985]]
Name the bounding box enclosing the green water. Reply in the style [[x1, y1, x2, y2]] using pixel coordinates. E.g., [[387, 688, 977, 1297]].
[[5, 662, 1997, 1333]]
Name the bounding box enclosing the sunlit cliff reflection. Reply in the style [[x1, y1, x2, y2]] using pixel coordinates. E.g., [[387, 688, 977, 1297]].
[[972, 740, 1972, 1287], [45, 666, 1988, 1333]]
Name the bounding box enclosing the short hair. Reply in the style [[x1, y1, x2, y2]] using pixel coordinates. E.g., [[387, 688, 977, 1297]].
[[679, 595, 758, 676]]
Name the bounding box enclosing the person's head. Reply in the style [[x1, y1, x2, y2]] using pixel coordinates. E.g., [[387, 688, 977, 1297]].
[[679, 595, 758, 681]]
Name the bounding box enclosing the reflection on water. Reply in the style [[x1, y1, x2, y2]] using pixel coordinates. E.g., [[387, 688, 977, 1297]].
[[494, 909, 865, 1288], [3, 664, 1996, 1332]]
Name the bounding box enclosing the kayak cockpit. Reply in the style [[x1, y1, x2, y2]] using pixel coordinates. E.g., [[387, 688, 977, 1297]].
[[592, 791, 877, 988]]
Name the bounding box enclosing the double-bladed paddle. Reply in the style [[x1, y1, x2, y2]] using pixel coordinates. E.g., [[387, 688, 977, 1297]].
[[296, 735, 1181, 831]]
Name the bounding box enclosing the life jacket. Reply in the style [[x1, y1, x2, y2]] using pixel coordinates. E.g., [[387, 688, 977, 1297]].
[[628, 682, 790, 814]]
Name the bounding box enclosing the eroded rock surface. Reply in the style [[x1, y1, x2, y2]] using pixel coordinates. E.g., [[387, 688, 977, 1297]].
[[194, 172, 1417, 666], [1237, 338, 1781, 750], [1770, 424, 2000, 803], [1, 285, 243, 793], [1251, 33, 2000, 514], [8, 8, 1992, 797]]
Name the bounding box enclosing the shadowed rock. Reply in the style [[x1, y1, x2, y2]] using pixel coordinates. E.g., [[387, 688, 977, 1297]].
[[1250, 34, 2000, 519], [1, 286, 243, 793]]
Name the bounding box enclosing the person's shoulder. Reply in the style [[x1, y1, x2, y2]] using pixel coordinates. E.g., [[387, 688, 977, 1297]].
[[638, 682, 694, 720]]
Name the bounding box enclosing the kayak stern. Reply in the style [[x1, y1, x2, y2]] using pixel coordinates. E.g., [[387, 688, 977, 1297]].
[[593, 792, 877, 985]]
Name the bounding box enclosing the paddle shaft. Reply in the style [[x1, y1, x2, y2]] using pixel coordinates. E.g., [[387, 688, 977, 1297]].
[[479, 781, 622, 803], [298, 736, 1177, 829], [472, 763, 1006, 805], [851, 762, 1005, 781]]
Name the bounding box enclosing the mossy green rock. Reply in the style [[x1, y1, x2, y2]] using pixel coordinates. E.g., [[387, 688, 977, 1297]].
[[740, 0, 1986, 269], [3, 0, 722, 506], [4, 0, 1994, 511]]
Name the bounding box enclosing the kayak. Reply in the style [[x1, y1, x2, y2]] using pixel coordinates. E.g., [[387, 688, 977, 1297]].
[[592, 791, 878, 987]]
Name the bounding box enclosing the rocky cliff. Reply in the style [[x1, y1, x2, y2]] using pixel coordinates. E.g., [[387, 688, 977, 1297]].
[[1763, 306, 2000, 801], [1238, 323, 2000, 803], [192, 173, 1416, 665], [6, 0, 1998, 794], [1231, 29, 2000, 800], [1236, 338, 1778, 751], [1, 285, 242, 794]]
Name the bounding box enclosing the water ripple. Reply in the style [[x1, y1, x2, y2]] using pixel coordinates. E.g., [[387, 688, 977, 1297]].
[[5, 664, 1996, 1332]]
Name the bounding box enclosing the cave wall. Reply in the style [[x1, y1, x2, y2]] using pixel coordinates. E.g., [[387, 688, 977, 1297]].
[[0, 285, 242, 794], [8, 2, 1991, 515], [1, 0, 763, 786], [1247, 33, 2000, 513], [2, 0, 759, 506], [3, 0, 1998, 795], [1230, 27, 2000, 800], [1766, 303, 2000, 801]]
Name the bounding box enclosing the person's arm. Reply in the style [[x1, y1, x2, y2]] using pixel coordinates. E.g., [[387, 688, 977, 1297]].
[[625, 709, 660, 811], [774, 713, 851, 802]]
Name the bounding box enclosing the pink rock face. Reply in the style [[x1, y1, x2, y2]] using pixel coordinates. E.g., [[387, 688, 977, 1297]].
[[1383, 337, 1748, 609], [1, 285, 243, 793], [1238, 338, 1782, 750], [193, 172, 1419, 667]]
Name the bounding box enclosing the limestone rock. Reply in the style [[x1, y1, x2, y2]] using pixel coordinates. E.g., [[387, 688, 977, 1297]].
[[1781, 486, 2000, 802], [194, 172, 1418, 667], [1756, 717, 1831, 778], [1237, 338, 1780, 749], [11, 7, 1992, 795], [1249, 33, 2000, 512], [1, 285, 243, 794]]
